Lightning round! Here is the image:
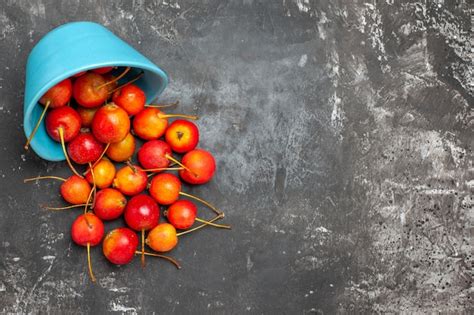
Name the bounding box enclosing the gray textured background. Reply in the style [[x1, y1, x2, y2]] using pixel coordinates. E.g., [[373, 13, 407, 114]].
[[0, 0, 472, 313]]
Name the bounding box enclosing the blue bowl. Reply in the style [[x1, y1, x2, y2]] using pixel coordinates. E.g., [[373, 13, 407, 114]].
[[24, 21, 168, 161]]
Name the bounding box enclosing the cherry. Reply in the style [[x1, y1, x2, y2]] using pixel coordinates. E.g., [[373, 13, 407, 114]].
[[44, 106, 83, 176], [67, 132, 104, 165], [113, 164, 147, 196], [166, 200, 197, 229], [105, 132, 136, 162], [112, 84, 146, 116], [92, 66, 113, 74], [24, 175, 92, 205], [93, 188, 126, 220], [77, 106, 99, 127], [137, 140, 172, 170], [45, 106, 81, 143], [24, 79, 73, 150], [166, 199, 230, 231], [136, 140, 193, 175], [124, 194, 160, 231], [91, 103, 130, 143], [149, 173, 181, 205], [165, 119, 199, 153], [85, 158, 116, 189], [73, 73, 109, 108], [41, 78, 73, 108], [71, 213, 104, 282], [132, 107, 198, 140], [146, 223, 178, 252], [60, 175, 92, 205], [179, 149, 216, 185], [103, 227, 138, 265], [124, 194, 160, 266]]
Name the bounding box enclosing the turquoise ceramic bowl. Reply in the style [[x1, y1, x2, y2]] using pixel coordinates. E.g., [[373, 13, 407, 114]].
[[24, 21, 168, 161]]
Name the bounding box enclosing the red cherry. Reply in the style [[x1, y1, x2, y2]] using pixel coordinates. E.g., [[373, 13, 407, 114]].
[[71, 213, 105, 282], [94, 188, 126, 220], [67, 132, 104, 165], [179, 149, 216, 185], [112, 84, 146, 116], [40, 79, 72, 108], [73, 73, 108, 108], [146, 223, 178, 252], [85, 158, 116, 189], [165, 119, 199, 153], [105, 132, 136, 162], [103, 228, 138, 265], [166, 200, 197, 229], [92, 103, 130, 143], [137, 140, 171, 170], [77, 106, 99, 128], [71, 213, 104, 246], [45, 107, 81, 142], [124, 194, 160, 231], [149, 173, 181, 205], [113, 165, 147, 196], [60, 175, 92, 205]]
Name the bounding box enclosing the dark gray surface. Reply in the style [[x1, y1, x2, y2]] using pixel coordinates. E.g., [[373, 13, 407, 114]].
[[0, 0, 472, 313]]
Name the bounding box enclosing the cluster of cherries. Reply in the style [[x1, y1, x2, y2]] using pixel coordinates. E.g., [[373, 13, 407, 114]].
[[24, 66, 230, 282]]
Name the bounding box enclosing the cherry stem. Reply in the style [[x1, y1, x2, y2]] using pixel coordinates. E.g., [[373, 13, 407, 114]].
[[125, 161, 138, 173], [24, 100, 50, 150], [141, 229, 146, 268], [108, 71, 144, 94], [195, 217, 231, 229], [178, 191, 223, 216], [135, 251, 181, 269], [146, 100, 179, 108], [158, 113, 198, 120], [24, 175, 66, 183], [58, 127, 83, 178], [43, 204, 87, 211], [97, 66, 131, 90], [165, 154, 197, 177], [85, 162, 96, 214], [143, 167, 184, 173], [177, 213, 225, 237], [87, 242, 96, 282], [83, 143, 110, 175]]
